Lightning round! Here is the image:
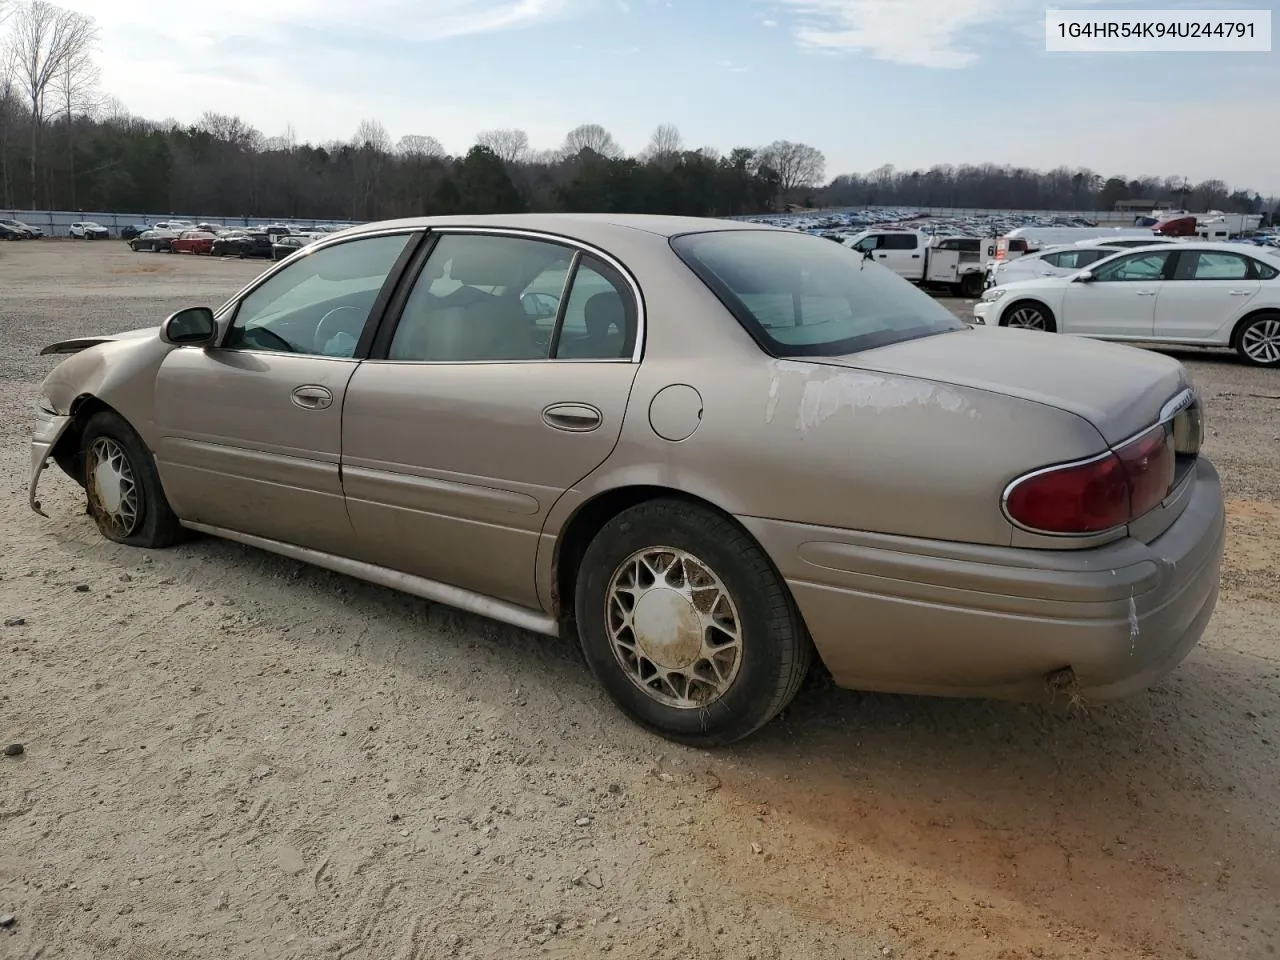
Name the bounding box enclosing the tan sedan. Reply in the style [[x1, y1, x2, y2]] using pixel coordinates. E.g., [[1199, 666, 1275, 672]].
[[29, 214, 1225, 744]]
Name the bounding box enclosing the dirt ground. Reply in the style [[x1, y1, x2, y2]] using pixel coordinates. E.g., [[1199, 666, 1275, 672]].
[[1, 240, 1278, 960]]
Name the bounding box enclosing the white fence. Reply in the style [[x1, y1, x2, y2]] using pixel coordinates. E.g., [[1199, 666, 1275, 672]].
[[1, 209, 362, 237]]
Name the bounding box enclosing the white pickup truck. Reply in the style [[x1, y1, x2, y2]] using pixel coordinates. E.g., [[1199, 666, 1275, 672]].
[[844, 229, 994, 298]]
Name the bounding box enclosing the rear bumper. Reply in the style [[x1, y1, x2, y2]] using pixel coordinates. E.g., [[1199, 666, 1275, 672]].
[[740, 459, 1225, 702]]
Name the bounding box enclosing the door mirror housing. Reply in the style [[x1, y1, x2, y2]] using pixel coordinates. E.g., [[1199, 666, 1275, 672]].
[[1073, 269, 1094, 283], [161, 306, 217, 346]]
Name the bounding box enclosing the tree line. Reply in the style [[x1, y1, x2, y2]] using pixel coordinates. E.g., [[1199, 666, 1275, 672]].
[[0, 0, 1272, 222]]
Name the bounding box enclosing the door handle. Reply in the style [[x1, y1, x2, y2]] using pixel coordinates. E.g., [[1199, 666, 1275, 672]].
[[1228, 290, 1252, 295], [291, 385, 333, 409], [877, 254, 887, 258], [542, 403, 602, 432], [1135, 289, 1157, 296]]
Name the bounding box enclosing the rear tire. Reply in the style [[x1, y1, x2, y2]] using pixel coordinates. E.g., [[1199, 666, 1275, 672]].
[[1000, 300, 1057, 332], [960, 272, 984, 299], [1233, 311, 1280, 367], [79, 411, 185, 549], [574, 499, 812, 746]]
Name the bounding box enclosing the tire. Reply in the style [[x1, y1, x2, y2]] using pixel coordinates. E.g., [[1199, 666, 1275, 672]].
[[960, 272, 984, 299], [78, 410, 185, 549], [1000, 299, 1057, 332], [129, 241, 139, 252], [1233, 311, 1280, 367], [574, 499, 812, 746]]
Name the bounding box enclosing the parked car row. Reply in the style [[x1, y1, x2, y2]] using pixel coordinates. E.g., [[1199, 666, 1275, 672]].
[[129, 225, 327, 259], [0, 217, 46, 239]]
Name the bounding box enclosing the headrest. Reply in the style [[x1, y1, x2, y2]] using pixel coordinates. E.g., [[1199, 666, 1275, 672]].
[[583, 291, 624, 337]]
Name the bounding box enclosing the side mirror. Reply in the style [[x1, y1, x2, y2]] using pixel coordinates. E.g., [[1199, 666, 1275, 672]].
[[1073, 270, 1094, 283], [161, 306, 217, 346]]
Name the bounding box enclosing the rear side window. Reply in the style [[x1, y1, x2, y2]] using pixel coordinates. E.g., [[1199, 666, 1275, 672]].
[[881, 233, 918, 250], [1252, 257, 1279, 280], [671, 229, 965, 358]]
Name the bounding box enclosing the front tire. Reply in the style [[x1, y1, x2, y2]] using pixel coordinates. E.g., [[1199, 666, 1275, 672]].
[[1234, 312, 1280, 367], [574, 499, 812, 746], [79, 411, 185, 549], [1000, 299, 1057, 332]]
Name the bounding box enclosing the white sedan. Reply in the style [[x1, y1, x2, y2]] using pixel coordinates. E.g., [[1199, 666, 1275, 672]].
[[68, 221, 110, 239], [986, 237, 1181, 288], [972, 242, 1280, 367]]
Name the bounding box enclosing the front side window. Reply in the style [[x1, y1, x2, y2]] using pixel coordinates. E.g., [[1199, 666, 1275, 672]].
[[224, 233, 411, 357], [388, 233, 574, 361], [1091, 251, 1172, 282], [672, 229, 964, 357]]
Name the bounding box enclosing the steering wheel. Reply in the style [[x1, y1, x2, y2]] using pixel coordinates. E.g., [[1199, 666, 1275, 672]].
[[313, 306, 366, 355]]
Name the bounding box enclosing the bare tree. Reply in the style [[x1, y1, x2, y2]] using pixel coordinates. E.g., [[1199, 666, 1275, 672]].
[[396, 133, 444, 158], [561, 123, 621, 159], [643, 123, 682, 166], [353, 117, 390, 153], [475, 128, 528, 165], [0, 46, 16, 206], [757, 139, 826, 194], [196, 111, 262, 151], [10, 0, 96, 206], [53, 33, 98, 207]]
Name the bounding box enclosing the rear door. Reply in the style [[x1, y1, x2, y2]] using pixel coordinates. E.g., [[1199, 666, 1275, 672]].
[[339, 229, 642, 609], [1061, 249, 1175, 337], [1154, 250, 1261, 341], [152, 230, 419, 553]]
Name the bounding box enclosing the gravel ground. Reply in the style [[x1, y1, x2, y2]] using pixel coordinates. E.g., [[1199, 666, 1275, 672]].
[[2, 240, 1278, 960]]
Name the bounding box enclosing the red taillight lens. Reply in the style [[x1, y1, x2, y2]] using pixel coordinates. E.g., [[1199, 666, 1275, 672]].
[[1004, 426, 1177, 535], [1116, 425, 1175, 518], [1005, 453, 1130, 534]]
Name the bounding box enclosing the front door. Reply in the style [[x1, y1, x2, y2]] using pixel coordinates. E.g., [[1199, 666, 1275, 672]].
[[341, 230, 641, 609], [1155, 249, 1261, 341], [1061, 249, 1174, 338], [153, 231, 417, 552]]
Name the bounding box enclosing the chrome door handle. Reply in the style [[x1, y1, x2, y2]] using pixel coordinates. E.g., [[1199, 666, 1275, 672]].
[[1228, 290, 1252, 295], [291, 385, 333, 409], [542, 403, 602, 432], [1135, 289, 1157, 296]]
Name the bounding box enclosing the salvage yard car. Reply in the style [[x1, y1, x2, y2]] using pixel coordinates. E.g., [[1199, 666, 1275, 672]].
[[29, 214, 1225, 745], [69, 221, 110, 239], [974, 242, 1280, 367]]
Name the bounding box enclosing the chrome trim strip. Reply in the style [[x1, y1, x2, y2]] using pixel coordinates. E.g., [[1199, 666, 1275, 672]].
[[180, 520, 559, 636], [1001, 385, 1201, 539]]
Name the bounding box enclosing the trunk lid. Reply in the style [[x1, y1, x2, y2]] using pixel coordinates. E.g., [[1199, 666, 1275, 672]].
[[821, 327, 1189, 445]]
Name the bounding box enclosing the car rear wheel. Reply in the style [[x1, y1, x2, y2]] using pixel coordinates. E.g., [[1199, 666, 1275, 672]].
[[79, 411, 185, 549], [574, 499, 812, 746], [1001, 300, 1057, 332], [1234, 312, 1280, 367], [959, 272, 984, 299]]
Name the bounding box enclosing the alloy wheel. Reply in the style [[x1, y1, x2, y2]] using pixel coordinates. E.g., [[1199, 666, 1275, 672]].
[[1240, 317, 1280, 365]]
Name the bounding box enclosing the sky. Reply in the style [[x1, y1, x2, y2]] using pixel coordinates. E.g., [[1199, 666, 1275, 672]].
[[50, 0, 1280, 194]]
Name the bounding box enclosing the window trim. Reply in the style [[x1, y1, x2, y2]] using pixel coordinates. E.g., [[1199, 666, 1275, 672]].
[[362, 226, 647, 366], [211, 227, 427, 360]]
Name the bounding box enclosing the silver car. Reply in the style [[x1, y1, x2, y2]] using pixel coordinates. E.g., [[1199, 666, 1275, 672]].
[[30, 214, 1225, 744]]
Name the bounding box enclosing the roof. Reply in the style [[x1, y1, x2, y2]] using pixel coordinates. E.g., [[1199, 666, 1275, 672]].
[[336, 212, 781, 243]]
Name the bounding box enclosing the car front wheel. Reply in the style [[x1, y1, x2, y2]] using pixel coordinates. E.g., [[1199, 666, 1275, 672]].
[[574, 499, 812, 745], [79, 410, 185, 549], [1235, 312, 1280, 367], [1001, 300, 1057, 332]]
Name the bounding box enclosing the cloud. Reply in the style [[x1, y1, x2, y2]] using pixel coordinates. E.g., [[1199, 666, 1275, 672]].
[[775, 0, 1022, 67], [762, 18, 777, 27]]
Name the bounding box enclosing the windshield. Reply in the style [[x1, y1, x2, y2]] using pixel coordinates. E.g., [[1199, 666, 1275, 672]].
[[670, 229, 965, 357]]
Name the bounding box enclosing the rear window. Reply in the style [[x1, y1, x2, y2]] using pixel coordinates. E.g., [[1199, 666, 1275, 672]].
[[670, 229, 965, 357]]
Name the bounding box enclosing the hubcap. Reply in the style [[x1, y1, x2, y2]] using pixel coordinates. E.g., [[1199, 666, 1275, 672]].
[[87, 437, 139, 537], [1241, 318, 1280, 364], [605, 547, 743, 709], [1007, 307, 1046, 330]]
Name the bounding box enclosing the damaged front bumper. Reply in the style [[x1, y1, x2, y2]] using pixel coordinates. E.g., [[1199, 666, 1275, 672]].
[[30, 406, 73, 517]]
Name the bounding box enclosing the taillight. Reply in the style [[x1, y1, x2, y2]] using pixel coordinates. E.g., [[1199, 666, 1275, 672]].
[[1004, 426, 1177, 535]]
